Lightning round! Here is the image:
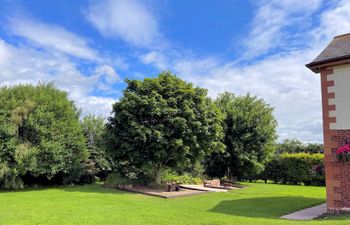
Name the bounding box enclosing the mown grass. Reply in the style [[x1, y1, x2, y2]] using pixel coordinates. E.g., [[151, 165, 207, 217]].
[[0, 182, 349, 225]]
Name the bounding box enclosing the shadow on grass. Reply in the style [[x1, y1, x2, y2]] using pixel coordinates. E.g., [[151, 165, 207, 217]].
[[0, 184, 132, 195], [317, 214, 350, 221], [62, 184, 135, 195], [209, 196, 325, 218]]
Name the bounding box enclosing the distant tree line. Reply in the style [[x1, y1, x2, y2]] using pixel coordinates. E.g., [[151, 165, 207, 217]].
[[0, 72, 323, 189], [276, 139, 323, 154]]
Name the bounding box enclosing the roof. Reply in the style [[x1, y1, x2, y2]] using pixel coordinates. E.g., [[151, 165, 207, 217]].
[[306, 33, 350, 73]]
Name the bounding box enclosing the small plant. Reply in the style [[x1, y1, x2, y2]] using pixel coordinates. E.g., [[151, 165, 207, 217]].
[[336, 144, 350, 161]]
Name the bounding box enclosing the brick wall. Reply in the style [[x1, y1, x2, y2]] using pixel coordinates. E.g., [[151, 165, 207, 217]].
[[321, 67, 350, 213]]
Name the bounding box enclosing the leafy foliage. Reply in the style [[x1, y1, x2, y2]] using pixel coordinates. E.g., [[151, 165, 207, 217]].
[[259, 153, 325, 185], [161, 169, 202, 184], [205, 92, 277, 180], [0, 83, 87, 189], [106, 72, 224, 184], [81, 115, 113, 182]]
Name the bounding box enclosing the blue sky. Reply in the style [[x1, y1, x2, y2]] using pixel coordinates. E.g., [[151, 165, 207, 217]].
[[0, 0, 350, 143]]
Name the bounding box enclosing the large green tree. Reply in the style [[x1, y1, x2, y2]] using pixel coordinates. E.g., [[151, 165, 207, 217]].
[[205, 92, 277, 179], [106, 72, 224, 184], [0, 83, 87, 189]]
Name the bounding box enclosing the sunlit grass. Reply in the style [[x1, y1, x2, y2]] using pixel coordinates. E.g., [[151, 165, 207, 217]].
[[0, 182, 349, 225]]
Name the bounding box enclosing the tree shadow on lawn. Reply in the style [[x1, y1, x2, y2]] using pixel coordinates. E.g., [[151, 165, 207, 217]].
[[209, 196, 325, 218], [0, 184, 132, 196], [62, 184, 135, 195]]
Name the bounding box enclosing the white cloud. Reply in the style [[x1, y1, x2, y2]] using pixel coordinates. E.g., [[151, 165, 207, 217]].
[[314, 0, 350, 43], [75, 96, 116, 117], [241, 0, 322, 59], [95, 64, 120, 83], [85, 0, 163, 48], [140, 51, 169, 69], [0, 40, 12, 65], [0, 39, 117, 118], [8, 16, 99, 60]]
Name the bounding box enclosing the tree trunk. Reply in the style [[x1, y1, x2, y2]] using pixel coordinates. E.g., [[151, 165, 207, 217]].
[[155, 165, 162, 185]]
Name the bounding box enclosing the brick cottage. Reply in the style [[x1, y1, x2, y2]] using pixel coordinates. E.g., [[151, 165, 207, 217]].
[[307, 33, 350, 213]]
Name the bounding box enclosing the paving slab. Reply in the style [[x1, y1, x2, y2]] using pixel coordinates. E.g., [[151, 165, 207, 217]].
[[118, 186, 207, 198], [180, 184, 229, 192], [280, 203, 326, 220]]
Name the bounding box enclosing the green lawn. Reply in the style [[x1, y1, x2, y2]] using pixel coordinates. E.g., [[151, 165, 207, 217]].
[[0, 183, 349, 225]]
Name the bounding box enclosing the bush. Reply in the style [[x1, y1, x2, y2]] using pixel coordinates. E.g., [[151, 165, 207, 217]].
[[161, 170, 202, 185], [259, 153, 324, 185]]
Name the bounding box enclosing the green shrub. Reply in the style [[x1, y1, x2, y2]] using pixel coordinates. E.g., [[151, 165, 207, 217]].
[[161, 170, 202, 184], [260, 153, 324, 186]]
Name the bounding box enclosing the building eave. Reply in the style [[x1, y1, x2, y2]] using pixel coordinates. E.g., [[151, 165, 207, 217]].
[[306, 55, 350, 73]]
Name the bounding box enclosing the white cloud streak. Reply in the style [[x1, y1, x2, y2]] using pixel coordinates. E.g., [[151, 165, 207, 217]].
[[314, 0, 350, 42], [241, 0, 322, 59], [85, 0, 163, 48], [8, 17, 99, 60]]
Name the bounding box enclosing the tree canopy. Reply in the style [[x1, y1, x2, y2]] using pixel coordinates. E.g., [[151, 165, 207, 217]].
[[106, 72, 224, 184], [205, 92, 277, 179], [0, 83, 87, 189]]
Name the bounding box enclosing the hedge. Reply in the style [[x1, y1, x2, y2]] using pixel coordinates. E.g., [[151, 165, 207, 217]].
[[259, 153, 325, 186]]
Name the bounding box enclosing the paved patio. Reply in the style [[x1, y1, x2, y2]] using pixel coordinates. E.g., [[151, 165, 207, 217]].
[[180, 184, 231, 192], [280, 203, 327, 220], [114, 185, 207, 198]]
